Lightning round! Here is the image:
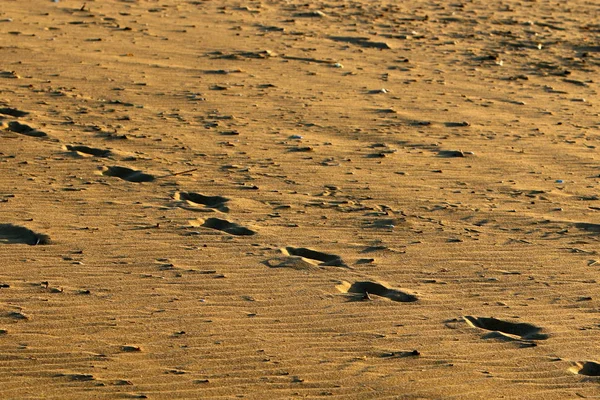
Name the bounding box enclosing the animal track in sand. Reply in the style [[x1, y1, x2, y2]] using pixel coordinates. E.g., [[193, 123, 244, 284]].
[[281, 247, 346, 267], [0, 224, 50, 245], [463, 316, 549, 341], [174, 191, 229, 212], [196, 217, 255, 236], [569, 361, 600, 377], [65, 145, 112, 157], [101, 166, 155, 182], [6, 121, 47, 137], [337, 280, 418, 302]]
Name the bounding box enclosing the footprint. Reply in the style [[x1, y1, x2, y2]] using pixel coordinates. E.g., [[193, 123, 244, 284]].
[[438, 150, 471, 158], [569, 361, 600, 376], [55, 373, 95, 382], [337, 280, 418, 302], [197, 217, 255, 236], [281, 247, 346, 267], [174, 191, 229, 212], [121, 345, 142, 352], [0, 224, 50, 245], [264, 256, 320, 270], [463, 316, 549, 341], [6, 121, 47, 137], [6, 311, 28, 320], [328, 36, 391, 49], [65, 145, 112, 157], [0, 107, 29, 117], [574, 222, 600, 233], [102, 166, 155, 182]]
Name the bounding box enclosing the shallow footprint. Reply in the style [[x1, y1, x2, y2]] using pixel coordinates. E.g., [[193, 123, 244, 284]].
[[281, 247, 345, 267], [264, 256, 320, 270], [197, 217, 255, 236], [0, 224, 50, 245], [102, 166, 155, 182], [66, 145, 112, 157], [337, 280, 418, 302], [174, 191, 229, 212], [463, 316, 549, 341], [569, 361, 600, 376]]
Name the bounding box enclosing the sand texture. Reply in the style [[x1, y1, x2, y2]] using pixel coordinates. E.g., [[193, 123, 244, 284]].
[[1, 0, 599, 398]]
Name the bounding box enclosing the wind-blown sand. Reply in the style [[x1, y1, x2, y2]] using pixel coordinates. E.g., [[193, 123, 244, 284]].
[[0, 0, 599, 398]]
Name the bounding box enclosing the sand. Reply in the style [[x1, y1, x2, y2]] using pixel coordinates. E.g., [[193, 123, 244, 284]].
[[0, 0, 599, 398]]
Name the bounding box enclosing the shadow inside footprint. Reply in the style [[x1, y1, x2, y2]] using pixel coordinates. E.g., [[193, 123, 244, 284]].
[[66, 145, 112, 157], [0, 107, 29, 117], [201, 218, 255, 236], [570, 361, 600, 376], [463, 316, 549, 340], [345, 281, 418, 302], [175, 192, 229, 212], [328, 36, 391, 49], [574, 222, 600, 233], [281, 247, 345, 267], [7, 121, 47, 137], [438, 150, 466, 158], [0, 224, 50, 245], [102, 166, 155, 182]]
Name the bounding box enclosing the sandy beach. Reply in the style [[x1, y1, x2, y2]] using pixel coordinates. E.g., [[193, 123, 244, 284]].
[[1, 0, 599, 398]]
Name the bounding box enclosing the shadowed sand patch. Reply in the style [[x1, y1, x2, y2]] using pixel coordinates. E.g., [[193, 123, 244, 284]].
[[336, 280, 418, 302], [174, 191, 229, 212], [65, 145, 112, 157], [463, 316, 549, 340], [191, 217, 255, 236], [101, 166, 155, 182], [6, 121, 47, 137], [0, 224, 50, 245], [569, 361, 600, 376], [281, 247, 346, 267]]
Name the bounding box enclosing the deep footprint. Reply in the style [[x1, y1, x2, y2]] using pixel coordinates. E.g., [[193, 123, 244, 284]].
[[281, 247, 345, 267], [463, 316, 549, 340], [201, 218, 255, 236], [66, 145, 112, 157], [102, 166, 155, 182], [0, 107, 29, 117], [569, 361, 600, 376], [340, 281, 418, 302], [7, 121, 47, 137], [175, 192, 229, 212], [0, 224, 50, 245]]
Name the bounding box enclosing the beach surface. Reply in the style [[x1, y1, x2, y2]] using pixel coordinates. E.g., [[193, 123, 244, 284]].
[[1, 0, 599, 398]]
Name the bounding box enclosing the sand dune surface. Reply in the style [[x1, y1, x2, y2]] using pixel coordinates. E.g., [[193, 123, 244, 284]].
[[1, 0, 599, 398]]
